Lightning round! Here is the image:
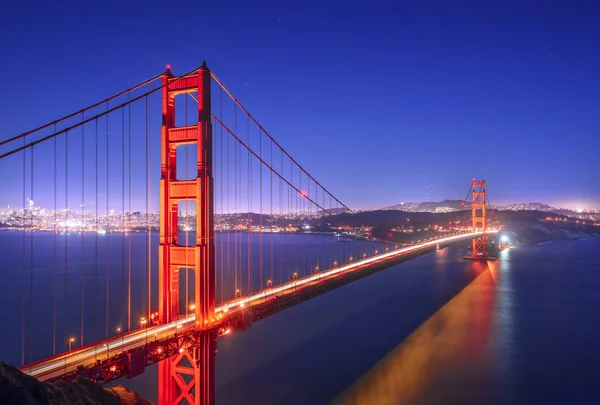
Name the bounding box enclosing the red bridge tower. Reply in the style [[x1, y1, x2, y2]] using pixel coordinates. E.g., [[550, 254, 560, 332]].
[[465, 179, 496, 261], [157, 62, 216, 405]]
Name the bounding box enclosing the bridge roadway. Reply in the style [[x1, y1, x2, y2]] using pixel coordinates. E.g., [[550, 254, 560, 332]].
[[22, 230, 496, 381]]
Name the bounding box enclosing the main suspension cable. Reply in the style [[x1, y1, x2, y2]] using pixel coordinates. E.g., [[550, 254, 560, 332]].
[[210, 72, 353, 214], [0, 73, 163, 148], [212, 115, 332, 215], [1, 65, 204, 160]]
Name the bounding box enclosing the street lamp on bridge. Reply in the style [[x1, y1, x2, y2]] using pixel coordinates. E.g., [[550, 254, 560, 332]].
[[117, 327, 124, 352]]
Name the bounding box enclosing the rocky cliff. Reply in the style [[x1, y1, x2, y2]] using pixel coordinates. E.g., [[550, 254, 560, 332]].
[[0, 362, 152, 405]]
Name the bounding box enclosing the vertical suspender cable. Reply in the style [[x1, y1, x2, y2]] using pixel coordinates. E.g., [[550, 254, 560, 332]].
[[94, 118, 99, 351], [247, 115, 251, 295], [238, 113, 242, 294], [226, 119, 230, 300], [270, 141, 273, 284], [279, 150, 283, 286], [146, 92, 151, 321], [300, 169, 303, 277], [29, 146, 34, 365], [259, 128, 263, 289], [53, 125, 57, 356], [219, 86, 224, 304], [234, 105, 238, 295], [21, 137, 25, 366], [105, 103, 109, 339], [289, 159, 292, 280], [128, 94, 132, 332], [65, 130, 69, 350], [314, 180, 318, 273], [329, 195, 332, 270], [81, 112, 85, 346], [121, 106, 125, 330]]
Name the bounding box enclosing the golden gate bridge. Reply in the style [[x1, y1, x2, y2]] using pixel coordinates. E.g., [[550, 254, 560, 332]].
[[0, 62, 496, 405]]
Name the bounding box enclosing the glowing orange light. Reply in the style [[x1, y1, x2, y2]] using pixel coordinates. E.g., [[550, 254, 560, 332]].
[[179, 348, 184, 353], [110, 366, 117, 372]]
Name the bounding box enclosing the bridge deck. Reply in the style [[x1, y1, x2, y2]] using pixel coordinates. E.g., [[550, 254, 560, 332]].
[[22, 231, 495, 382]]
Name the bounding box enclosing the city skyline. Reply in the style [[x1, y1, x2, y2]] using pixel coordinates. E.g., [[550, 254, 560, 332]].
[[3, 197, 599, 216]]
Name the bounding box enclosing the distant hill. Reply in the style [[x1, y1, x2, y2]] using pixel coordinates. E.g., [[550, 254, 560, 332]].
[[497, 202, 555, 211], [497, 203, 600, 221], [377, 200, 465, 213], [371, 200, 598, 221]]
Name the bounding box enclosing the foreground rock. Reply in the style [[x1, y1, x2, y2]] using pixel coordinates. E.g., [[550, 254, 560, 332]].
[[0, 362, 152, 405]]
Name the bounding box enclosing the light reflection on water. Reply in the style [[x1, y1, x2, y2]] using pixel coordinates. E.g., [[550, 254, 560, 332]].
[[333, 259, 511, 405]]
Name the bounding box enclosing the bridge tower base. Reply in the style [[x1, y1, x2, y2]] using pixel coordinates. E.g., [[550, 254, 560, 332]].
[[158, 332, 216, 405]]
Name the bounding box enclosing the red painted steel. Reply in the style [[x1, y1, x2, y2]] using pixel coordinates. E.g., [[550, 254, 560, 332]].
[[471, 180, 488, 258], [158, 62, 216, 405]]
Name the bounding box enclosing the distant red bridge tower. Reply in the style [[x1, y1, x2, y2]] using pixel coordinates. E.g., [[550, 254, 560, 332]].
[[158, 62, 216, 405], [465, 179, 496, 261]]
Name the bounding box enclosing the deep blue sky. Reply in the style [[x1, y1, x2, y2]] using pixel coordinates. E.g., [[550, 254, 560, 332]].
[[1, 0, 599, 210]]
